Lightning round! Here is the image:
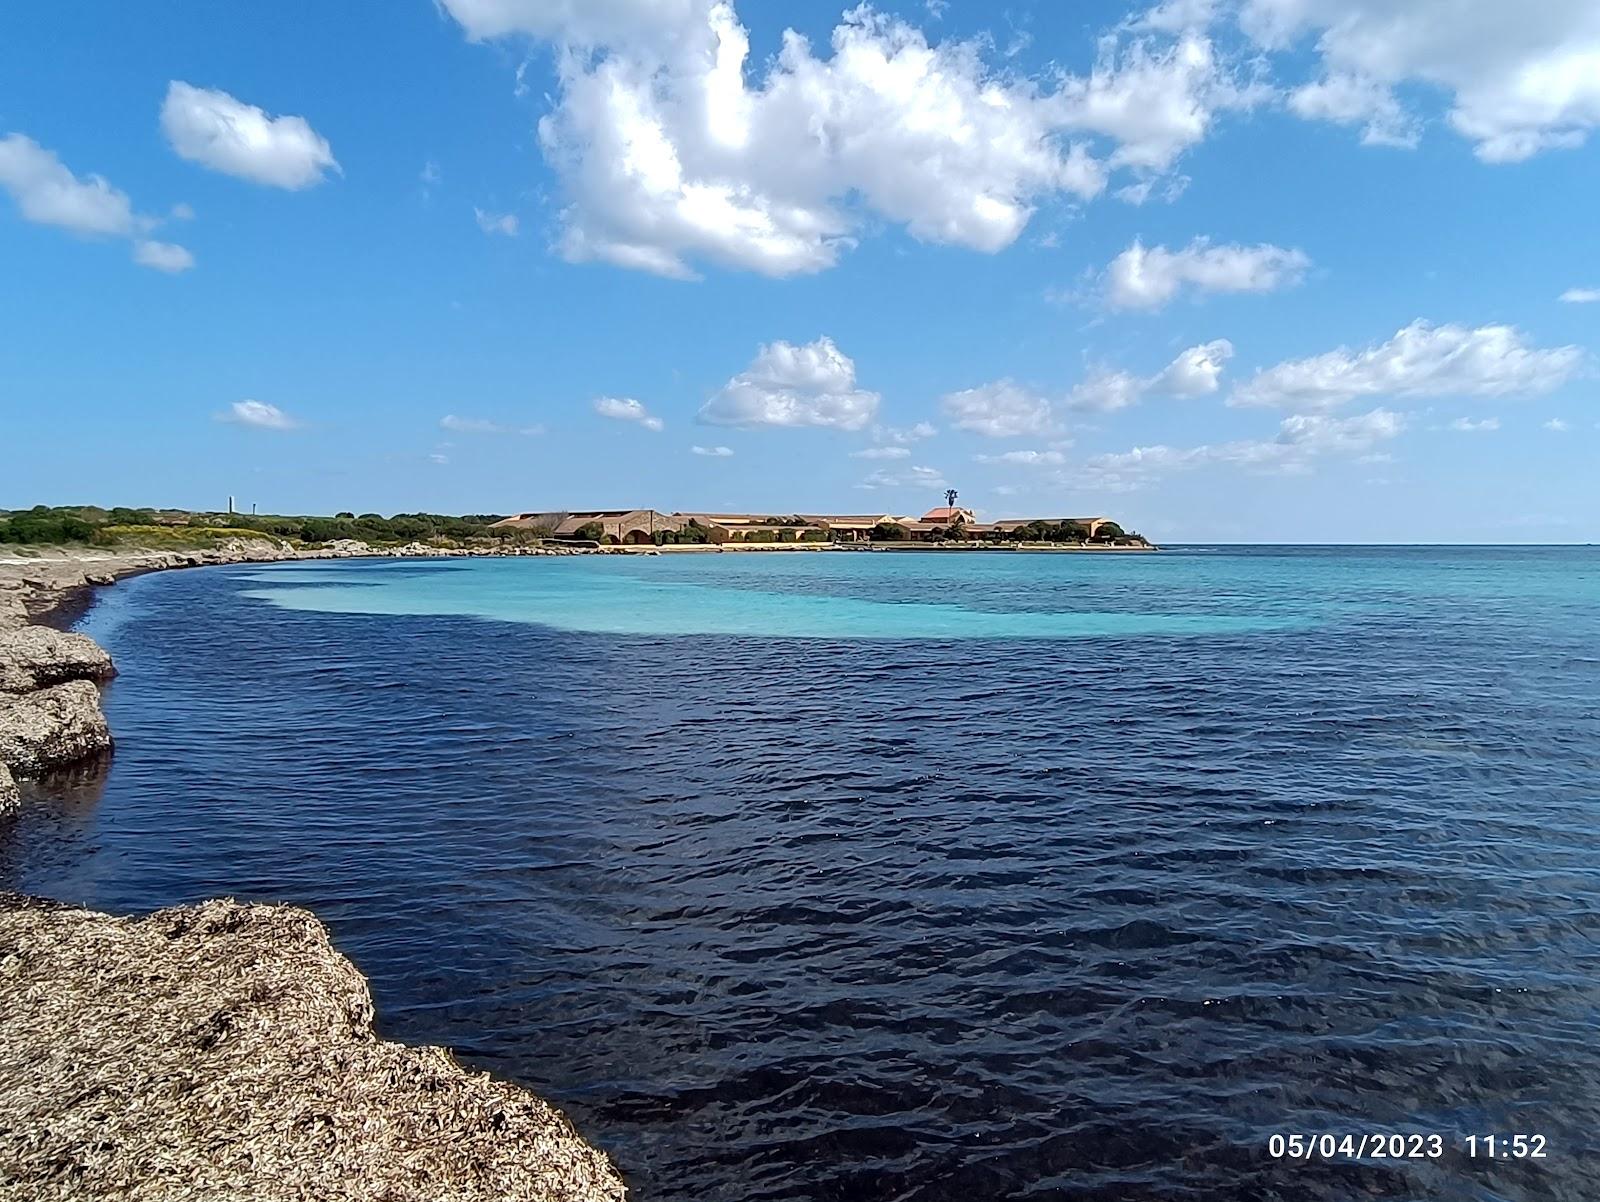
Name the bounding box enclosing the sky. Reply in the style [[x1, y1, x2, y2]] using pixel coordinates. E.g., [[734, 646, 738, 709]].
[[2, 0, 1598, 543]]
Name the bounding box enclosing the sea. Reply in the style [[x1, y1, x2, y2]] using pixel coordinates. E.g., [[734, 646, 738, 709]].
[[5, 546, 1599, 1201]]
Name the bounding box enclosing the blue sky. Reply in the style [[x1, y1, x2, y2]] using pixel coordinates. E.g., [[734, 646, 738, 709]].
[[2, 0, 1597, 542]]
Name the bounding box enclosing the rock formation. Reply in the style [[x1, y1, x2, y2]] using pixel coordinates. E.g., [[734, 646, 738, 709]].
[[0, 895, 627, 1202], [0, 680, 112, 776], [0, 626, 115, 693], [0, 763, 17, 816]]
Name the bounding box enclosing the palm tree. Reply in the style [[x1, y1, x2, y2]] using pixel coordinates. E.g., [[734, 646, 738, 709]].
[[944, 488, 958, 511]]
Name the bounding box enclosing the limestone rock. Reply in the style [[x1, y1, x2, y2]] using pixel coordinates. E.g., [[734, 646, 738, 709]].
[[0, 680, 112, 777], [0, 896, 627, 1202], [0, 762, 17, 815], [0, 626, 115, 693]]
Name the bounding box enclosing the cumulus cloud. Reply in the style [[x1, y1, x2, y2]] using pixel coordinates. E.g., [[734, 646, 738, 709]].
[[699, 336, 879, 429], [594, 395, 665, 430], [850, 446, 911, 459], [874, 421, 938, 444], [1447, 416, 1500, 432], [942, 379, 1057, 438], [474, 207, 519, 236], [0, 133, 194, 271], [132, 240, 195, 273], [438, 2, 1260, 277], [1105, 237, 1309, 310], [220, 400, 298, 430], [1055, 33, 1263, 174], [1239, 0, 1600, 162], [440, 414, 543, 435], [0, 134, 134, 236], [1560, 287, 1600, 304], [1544, 417, 1571, 432], [1287, 73, 1419, 148], [1149, 338, 1234, 397], [692, 444, 734, 456], [949, 340, 1233, 434], [1232, 320, 1583, 411], [162, 82, 338, 188], [1083, 407, 1404, 490], [1067, 369, 1146, 413]]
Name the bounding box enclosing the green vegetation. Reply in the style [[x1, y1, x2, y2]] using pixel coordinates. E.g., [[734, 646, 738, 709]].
[[0, 505, 524, 550]]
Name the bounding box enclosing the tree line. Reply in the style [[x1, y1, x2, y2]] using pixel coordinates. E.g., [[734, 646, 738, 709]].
[[0, 505, 520, 546]]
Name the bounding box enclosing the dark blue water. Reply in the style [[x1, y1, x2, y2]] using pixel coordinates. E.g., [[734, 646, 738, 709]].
[[5, 547, 1600, 1200]]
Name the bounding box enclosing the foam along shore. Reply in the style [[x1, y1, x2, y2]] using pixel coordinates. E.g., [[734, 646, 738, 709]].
[[0, 541, 629, 1199], [0, 894, 626, 1202]]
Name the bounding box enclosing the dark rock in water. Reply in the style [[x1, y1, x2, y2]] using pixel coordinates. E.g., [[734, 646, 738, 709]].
[[0, 896, 627, 1202], [84, 572, 116, 586], [0, 681, 112, 777], [0, 627, 116, 693]]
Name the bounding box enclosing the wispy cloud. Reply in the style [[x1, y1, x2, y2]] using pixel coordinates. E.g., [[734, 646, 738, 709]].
[[219, 399, 298, 430], [439, 414, 543, 436]]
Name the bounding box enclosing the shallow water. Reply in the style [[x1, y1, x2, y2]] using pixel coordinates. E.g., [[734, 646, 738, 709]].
[[6, 547, 1600, 1200]]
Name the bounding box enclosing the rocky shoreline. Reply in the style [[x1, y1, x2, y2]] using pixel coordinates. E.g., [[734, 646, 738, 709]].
[[0, 538, 629, 1200]]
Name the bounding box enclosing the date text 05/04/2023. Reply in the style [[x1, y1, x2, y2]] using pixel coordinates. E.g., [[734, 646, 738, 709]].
[[1267, 1133, 1549, 1161]]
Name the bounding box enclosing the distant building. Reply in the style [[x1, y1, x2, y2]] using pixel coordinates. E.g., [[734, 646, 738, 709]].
[[492, 508, 1123, 544]]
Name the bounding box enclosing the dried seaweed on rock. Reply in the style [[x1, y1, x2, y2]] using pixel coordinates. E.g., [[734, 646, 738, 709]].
[[0, 895, 627, 1202]]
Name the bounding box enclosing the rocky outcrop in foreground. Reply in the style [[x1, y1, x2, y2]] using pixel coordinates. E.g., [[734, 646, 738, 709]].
[[0, 626, 115, 693], [0, 895, 626, 1201], [0, 681, 111, 777], [0, 763, 16, 815]]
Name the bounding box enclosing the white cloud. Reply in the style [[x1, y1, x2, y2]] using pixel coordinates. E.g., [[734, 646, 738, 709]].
[[942, 379, 1057, 438], [1287, 73, 1419, 148], [438, 2, 1266, 278], [132, 239, 195, 273], [1150, 337, 1234, 396], [851, 446, 912, 459], [699, 336, 879, 429], [474, 207, 519, 236], [162, 82, 338, 189], [1232, 320, 1583, 411], [1105, 237, 1309, 310], [0, 134, 133, 236], [170, 201, 196, 221], [1240, 0, 1600, 162], [1447, 416, 1500, 432], [1083, 407, 1404, 490], [594, 395, 665, 430], [1055, 34, 1261, 174], [974, 449, 1066, 466], [1560, 287, 1600, 304], [1133, 0, 1222, 35], [1544, 417, 1571, 432], [858, 463, 948, 490], [220, 400, 298, 430], [947, 339, 1233, 434], [429, 452, 451, 464], [1067, 369, 1146, 413], [439, 414, 543, 435], [692, 444, 734, 456], [874, 421, 938, 444], [0, 135, 199, 272]]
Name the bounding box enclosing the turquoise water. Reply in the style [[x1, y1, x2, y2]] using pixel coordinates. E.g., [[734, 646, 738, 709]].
[[240, 549, 1343, 639]]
